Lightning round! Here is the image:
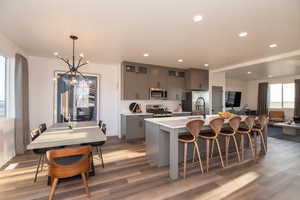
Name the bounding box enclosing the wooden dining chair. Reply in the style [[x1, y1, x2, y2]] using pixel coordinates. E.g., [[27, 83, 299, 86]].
[[199, 117, 225, 172], [237, 116, 256, 160], [31, 129, 47, 182], [252, 115, 268, 154], [47, 146, 92, 200], [218, 116, 241, 166], [179, 120, 204, 179]]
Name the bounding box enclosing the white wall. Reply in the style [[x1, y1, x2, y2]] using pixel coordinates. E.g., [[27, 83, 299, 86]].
[[245, 74, 300, 120], [0, 32, 26, 167], [225, 78, 247, 108], [28, 56, 120, 136]]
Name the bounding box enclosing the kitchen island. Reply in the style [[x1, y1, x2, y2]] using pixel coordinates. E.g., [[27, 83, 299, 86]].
[[145, 115, 267, 180]]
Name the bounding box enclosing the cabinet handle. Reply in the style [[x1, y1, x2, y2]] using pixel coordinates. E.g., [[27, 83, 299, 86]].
[[157, 81, 160, 88], [199, 84, 202, 89], [136, 93, 139, 99]]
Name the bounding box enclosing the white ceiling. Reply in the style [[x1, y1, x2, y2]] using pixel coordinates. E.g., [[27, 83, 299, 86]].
[[225, 55, 300, 80], [0, 0, 300, 69]]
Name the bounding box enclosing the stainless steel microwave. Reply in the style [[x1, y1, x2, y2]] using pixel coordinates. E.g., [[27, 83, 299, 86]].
[[149, 88, 167, 100]]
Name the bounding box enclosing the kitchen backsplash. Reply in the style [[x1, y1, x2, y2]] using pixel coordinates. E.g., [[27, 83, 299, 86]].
[[120, 100, 181, 113]]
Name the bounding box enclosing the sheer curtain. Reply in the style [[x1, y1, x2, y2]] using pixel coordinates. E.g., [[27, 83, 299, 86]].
[[14, 54, 29, 155]]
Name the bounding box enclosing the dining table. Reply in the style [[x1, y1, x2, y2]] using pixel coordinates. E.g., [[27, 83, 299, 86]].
[[27, 121, 106, 183]]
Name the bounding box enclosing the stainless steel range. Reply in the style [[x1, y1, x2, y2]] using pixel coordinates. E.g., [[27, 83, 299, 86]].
[[146, 104, 173, 118]]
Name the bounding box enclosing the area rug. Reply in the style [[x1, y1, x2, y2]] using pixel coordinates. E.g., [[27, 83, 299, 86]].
[[268, 126, 300, 143]]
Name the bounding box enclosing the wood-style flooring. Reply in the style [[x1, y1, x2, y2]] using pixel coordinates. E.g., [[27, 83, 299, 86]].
[[1, 137, 300, 200]]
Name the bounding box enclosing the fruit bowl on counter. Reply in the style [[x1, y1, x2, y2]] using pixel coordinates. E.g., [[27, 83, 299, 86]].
[[218, 112, 233, 119]]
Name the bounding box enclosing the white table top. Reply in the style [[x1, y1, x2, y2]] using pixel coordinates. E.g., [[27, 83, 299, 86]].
[[145, 115, 249, 129], [273, 122, 300, 129], [27, 121, 106, 150]]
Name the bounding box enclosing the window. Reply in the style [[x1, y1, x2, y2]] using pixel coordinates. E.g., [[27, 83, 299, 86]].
[[0, 55, 7, 117], [269, 83, 295, 109]]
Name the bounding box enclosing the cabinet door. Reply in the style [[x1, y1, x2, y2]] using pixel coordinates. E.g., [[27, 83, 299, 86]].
[[167, 71, 185, 101], [198, 69, 209, 90], [126, 116, 141, 140], [123, 65, 137, 100], [136, 66, 149, 100], [149, 67, 168, 89], [186, 69, 209, 90]]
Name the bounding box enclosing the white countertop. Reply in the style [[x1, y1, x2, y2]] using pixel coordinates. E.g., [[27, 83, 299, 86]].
[[145, 115, 248, 129]]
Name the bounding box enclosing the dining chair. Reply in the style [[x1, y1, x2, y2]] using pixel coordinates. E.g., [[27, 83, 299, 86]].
[[199, 117, 225, 172], [252, 115, 268, 154], [31, 129, 47, 182], [82, 123, 106, 168], [98, 120, 103, 128], [47, 146, 92, 200], [39, 123, 47, 134], [237, 116, 256, 160], [180, 120, 204, 179], [217, 116, 241, 166]]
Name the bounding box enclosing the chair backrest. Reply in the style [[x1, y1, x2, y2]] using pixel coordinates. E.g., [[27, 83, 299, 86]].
[[47, 145, 92, 179], [209, 117, 224, 136], [102, 123, 107, 135], [98, 120, 103, 128], [31, 129, 40, 141], [186, 119, 205, 138], [39, 123, 47, 134], [229, 116, 242, 132], [244, 116, 256, 130], [258, 115, 268, 130]]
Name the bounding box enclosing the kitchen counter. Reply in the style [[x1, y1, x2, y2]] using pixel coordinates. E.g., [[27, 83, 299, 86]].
[[144, 115, 268, 180]]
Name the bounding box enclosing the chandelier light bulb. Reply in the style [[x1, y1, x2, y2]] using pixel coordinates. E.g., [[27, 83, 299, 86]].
[[79, 53, 84, 58], [53, 52, 59, 56], [86, 60, 89, 64]]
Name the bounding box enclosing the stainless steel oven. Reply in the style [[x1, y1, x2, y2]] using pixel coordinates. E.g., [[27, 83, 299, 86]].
[[149, 88, 167, 100]]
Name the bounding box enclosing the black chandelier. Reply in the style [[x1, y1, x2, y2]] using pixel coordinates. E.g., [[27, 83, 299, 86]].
[[54, 35, 89, 84]]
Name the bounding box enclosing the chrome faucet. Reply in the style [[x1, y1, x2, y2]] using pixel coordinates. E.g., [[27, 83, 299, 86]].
[[195, 97, 206, 119]]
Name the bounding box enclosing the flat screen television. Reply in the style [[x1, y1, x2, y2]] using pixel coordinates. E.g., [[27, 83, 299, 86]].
[[225, 91, 242, 108]]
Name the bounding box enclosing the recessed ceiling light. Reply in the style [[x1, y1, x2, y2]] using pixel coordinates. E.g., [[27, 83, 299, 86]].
[[193, 15, 203, 22], [143, 53, 149, 57], [204, 64, 209, 67], [178, 59, 183, 63], [247, 71, 252, 74], [269, 44, 277, 48], [239, 32, 248, 37]]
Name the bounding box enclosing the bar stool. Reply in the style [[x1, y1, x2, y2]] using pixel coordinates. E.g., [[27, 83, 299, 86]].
[[252, 115, 268, 154], [199, 117, 225, 172], [237, 116, 256, 160], [179, 119, 204, 179], [218, 116, 241, 166]]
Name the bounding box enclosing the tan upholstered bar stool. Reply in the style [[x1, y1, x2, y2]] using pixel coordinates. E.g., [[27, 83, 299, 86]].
[[199, 117, 225, 172], [218, 116, 241, 166], [179, 120, 204, 179], [237, 116, 256, 160], [252, 115, 268, 155]]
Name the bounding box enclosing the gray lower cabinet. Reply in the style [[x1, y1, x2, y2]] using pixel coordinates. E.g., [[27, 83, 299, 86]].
[[121, 114, 152, 141]]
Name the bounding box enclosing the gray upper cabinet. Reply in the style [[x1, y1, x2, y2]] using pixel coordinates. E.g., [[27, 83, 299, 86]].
[[185, 68, 209, 91], [148, 67, 168, 89], [167, 69, 185, 100], [121, 62, 149, 100]]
